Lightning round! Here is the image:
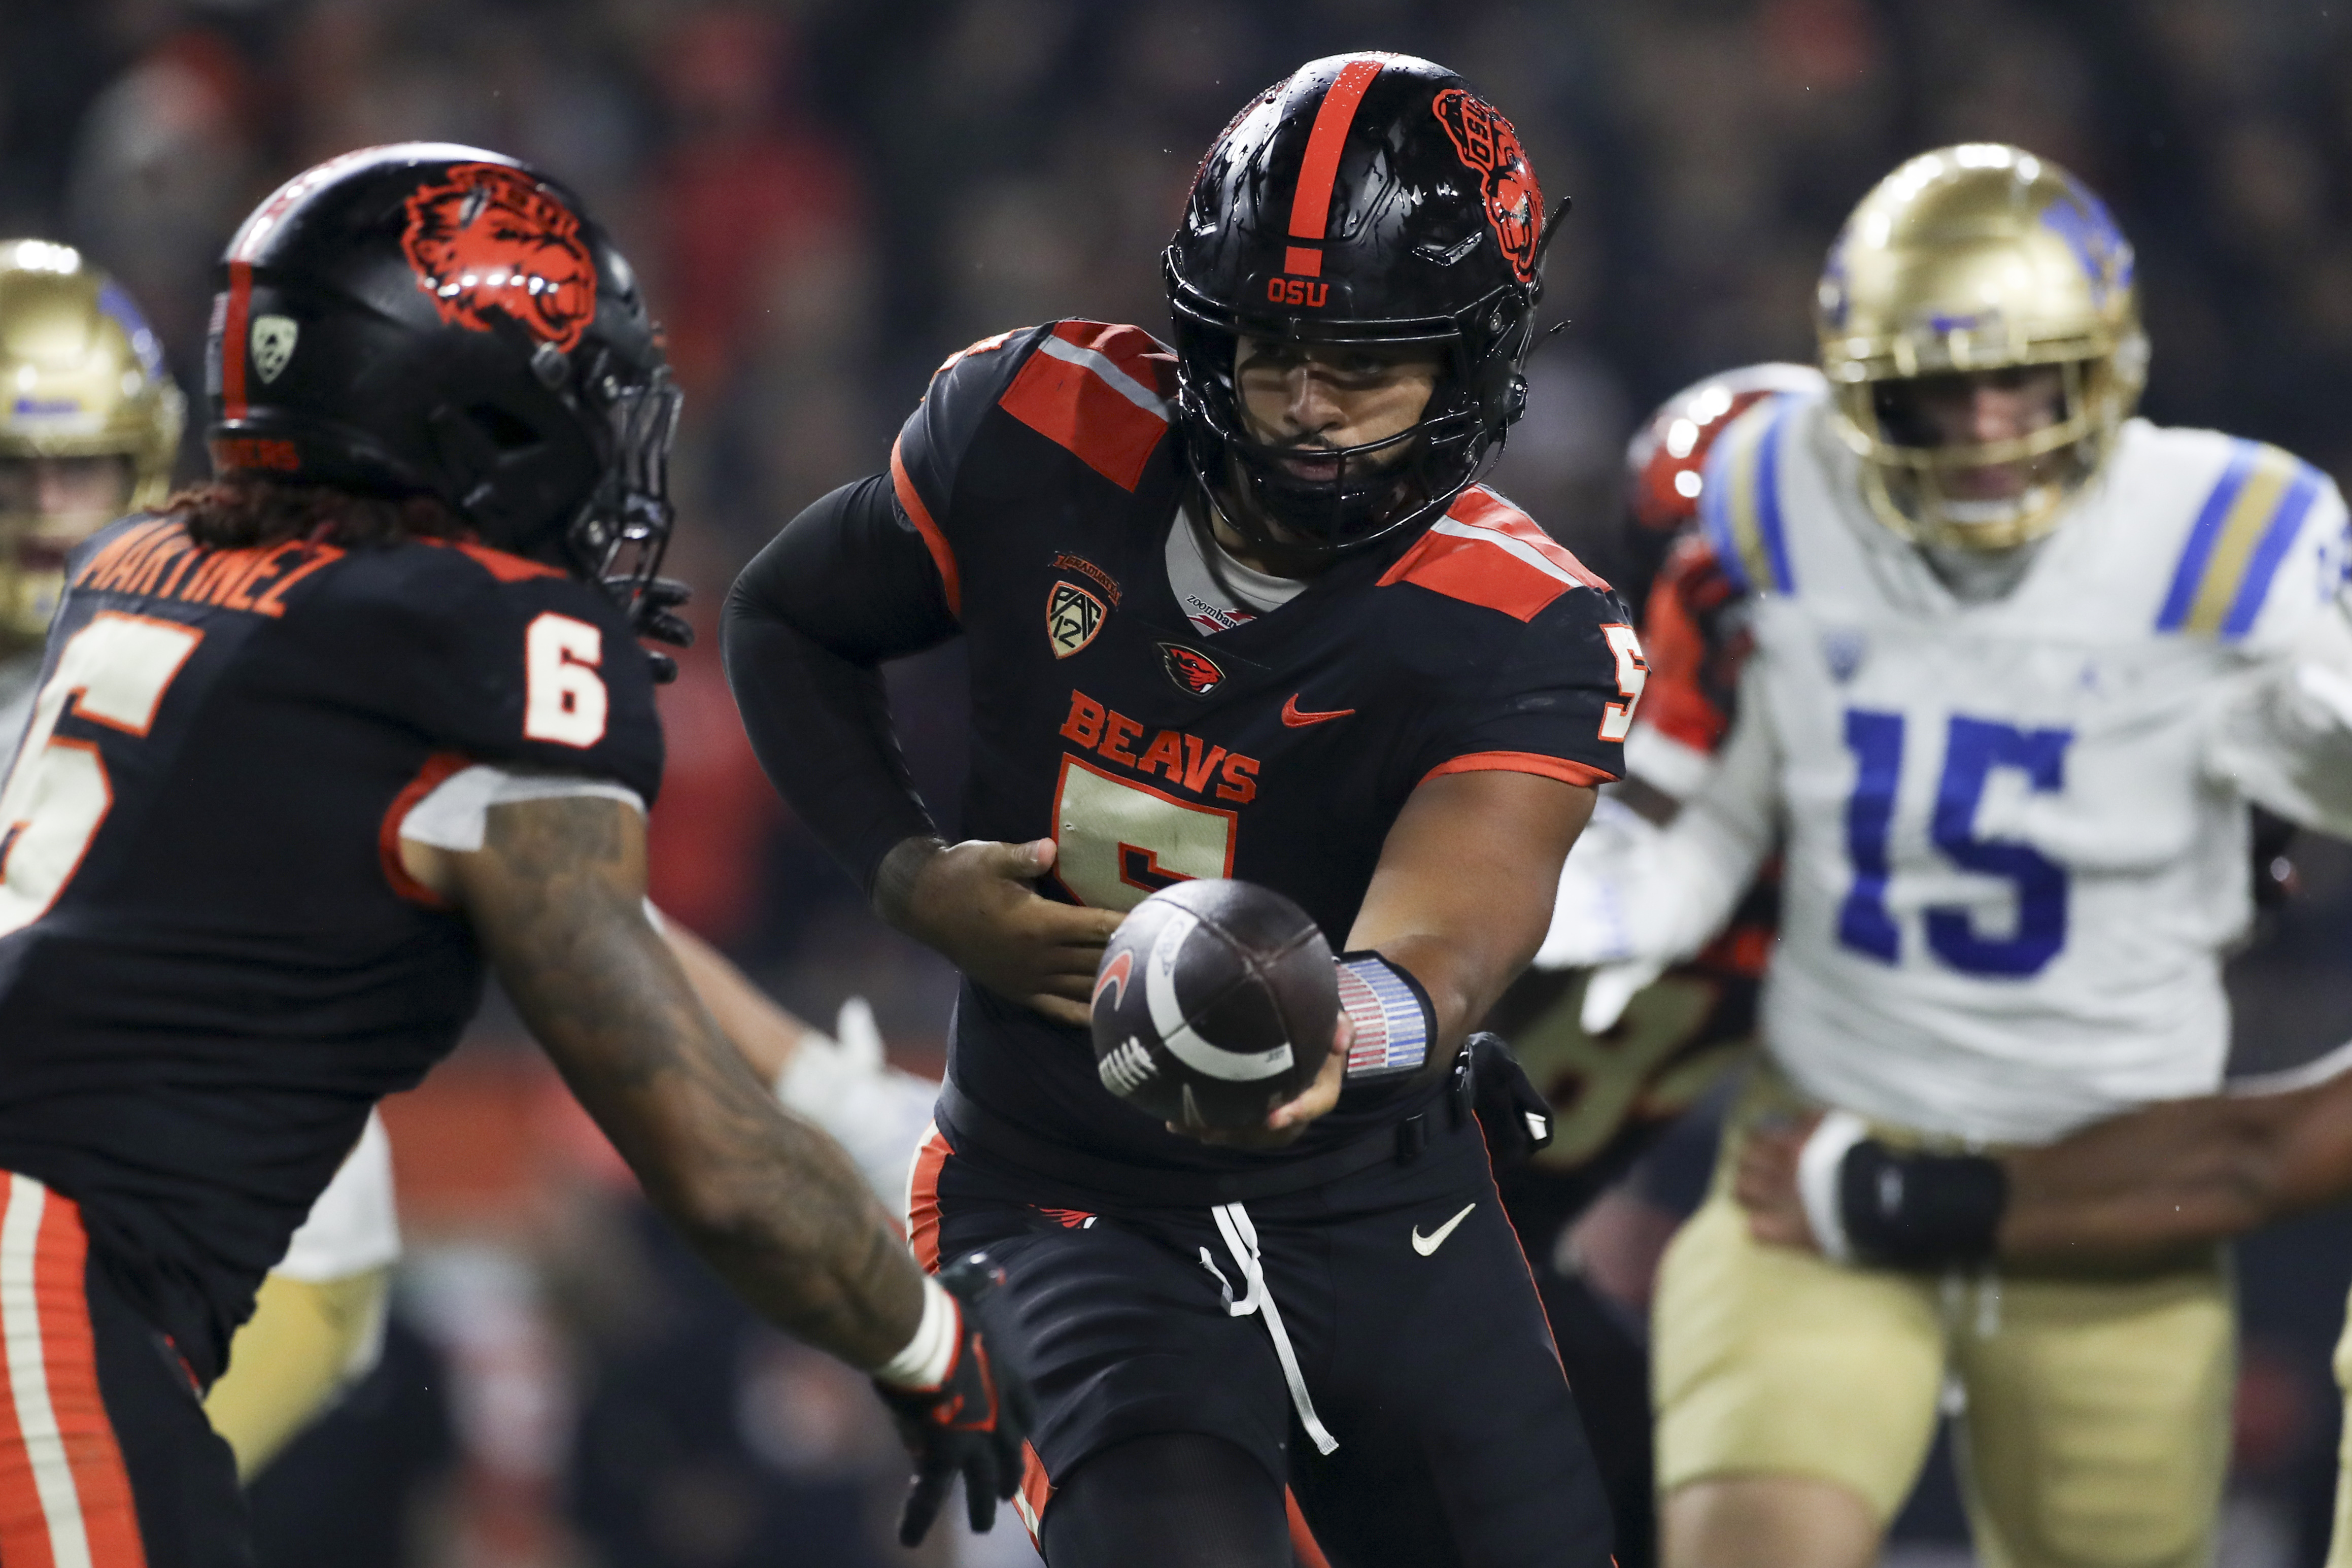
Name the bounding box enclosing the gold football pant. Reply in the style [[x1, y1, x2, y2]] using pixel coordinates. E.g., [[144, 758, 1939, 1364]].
[[1654, 1078, 2234, 1568], [2325, 1284, 2352, 1568], [203, 1267, 391, 1480]]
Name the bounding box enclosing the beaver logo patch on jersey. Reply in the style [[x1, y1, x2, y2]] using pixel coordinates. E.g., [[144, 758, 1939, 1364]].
[[401, 163, 598, 353], [1159, 642, 1226, 697], [1431, 88, 1542, 285], [1047, 580, 1106, 658]]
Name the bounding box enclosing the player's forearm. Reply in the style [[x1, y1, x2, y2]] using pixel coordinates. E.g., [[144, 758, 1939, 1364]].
[[467, 804, 923, 1368], [2000, 1085, 2351, 1266]]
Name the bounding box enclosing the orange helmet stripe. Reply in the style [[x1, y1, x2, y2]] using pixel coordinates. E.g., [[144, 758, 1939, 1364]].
[[1283, 56, 1387, 278]]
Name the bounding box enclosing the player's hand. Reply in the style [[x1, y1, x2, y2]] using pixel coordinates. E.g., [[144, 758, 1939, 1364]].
[[1733, 1113, 1824, 1252], [1464, 1032, 1555, 1170], [1176, 1014, 1353, 1149], [884, 837, 1123, 1027], [873, 1252, 1038, 1546]]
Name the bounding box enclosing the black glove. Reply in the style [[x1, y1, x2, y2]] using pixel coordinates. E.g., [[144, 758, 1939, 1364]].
[[1460, 1032, 1554, 1170], [873, 1251, 1037, 1546]]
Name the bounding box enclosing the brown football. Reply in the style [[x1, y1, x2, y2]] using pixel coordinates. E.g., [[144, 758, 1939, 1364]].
[[1088, 879, 1338, 1132]]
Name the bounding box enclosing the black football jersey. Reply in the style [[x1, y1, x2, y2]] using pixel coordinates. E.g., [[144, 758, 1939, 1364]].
[[0, 516, 662, 1379], [894, 321, 1638, 1173]]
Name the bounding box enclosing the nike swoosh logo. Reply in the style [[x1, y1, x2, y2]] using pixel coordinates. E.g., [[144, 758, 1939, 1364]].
[[1282, 693, 1356, 728], [1411, 1202, 1476, 1256]]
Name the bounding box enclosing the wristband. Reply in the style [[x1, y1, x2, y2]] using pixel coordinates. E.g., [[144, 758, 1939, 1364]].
[[1838, 1140, 2008, 1270], [1335, 952, 1435, 1080], [1794, 1110, 1869, 1264], [874, 1274, 958, 1390]]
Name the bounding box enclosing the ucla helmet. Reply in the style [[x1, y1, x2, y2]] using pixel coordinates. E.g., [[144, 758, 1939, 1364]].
[[1816, 145, 2144, 551], [0, 242, 185, 644]]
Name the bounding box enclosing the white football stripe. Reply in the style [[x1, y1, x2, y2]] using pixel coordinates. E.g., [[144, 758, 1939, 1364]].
[[1145, 910, 1295, 1082], [1425, 516, 1582, 587], [1035, 332, 1171, 419], [3, 1175, 92, 1568]]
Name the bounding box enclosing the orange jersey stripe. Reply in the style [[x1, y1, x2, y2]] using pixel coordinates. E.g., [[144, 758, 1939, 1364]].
[[891, 435, 962, 619], [1286, 1488, 1334, 1568], [1378, 488, 1607, 622], [997, 324, 1173, 494], [1421, 751, 1615, 790]]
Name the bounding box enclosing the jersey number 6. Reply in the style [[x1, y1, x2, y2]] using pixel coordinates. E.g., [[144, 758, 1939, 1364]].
[[0, 612, 203, 938]]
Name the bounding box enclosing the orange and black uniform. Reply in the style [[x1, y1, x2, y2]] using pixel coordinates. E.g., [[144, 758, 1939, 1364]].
[[726, 321, 1627, 1566], [0, 517, 661, 1566]]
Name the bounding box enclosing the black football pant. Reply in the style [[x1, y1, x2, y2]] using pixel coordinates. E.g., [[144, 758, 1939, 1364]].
[[0, 1172, 250, 1568], [913, 1109, 1616, 1568]]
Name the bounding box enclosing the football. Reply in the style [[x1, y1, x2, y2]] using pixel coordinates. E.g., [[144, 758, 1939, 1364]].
[[1088, 879, 1339, 1131]]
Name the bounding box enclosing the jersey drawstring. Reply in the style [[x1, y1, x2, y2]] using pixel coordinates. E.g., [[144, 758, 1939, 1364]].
[[1210, 1201, 1338, 1455]]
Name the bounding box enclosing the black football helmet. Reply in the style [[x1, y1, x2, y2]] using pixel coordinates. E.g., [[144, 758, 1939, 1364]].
[[1165, 53, 1554, 555], [204, 144, 683, 643]]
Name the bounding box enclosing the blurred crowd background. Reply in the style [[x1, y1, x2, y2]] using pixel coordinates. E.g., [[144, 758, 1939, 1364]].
[[10, 0, 2352, 1563]]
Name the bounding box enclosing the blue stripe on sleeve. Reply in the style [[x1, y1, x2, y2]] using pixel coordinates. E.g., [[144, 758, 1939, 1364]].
[[2157, 440, 2257, 632], [2220, 463, 2325, 639], [1755, 400, 1797, 595]]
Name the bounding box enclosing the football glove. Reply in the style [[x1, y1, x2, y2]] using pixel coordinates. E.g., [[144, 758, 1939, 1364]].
[[1462, 1032, 1554, 1170], [872, 1251, 1036, 1546]]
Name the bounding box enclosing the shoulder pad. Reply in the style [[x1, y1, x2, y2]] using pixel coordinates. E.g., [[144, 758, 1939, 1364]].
[[1698, 394, 1805, 597], [2154, 435, 2337, 640], [994, 320, 1176, 493], [1377, 486, 1609, 621]]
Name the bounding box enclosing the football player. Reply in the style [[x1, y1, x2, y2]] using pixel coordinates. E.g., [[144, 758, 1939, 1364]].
[[0, 145, 1030, 1564], [1541, 145, 2352, 1568], [0, 238, 414, 1483], [726, 53, 1630, 1568]]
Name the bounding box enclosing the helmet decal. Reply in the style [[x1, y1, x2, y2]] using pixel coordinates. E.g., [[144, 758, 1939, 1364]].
[[400, 163, 598, 353], [1282, 56, 1389, 279], [1431, 88, 1542, 285], [2038, 181, 2135, 306]]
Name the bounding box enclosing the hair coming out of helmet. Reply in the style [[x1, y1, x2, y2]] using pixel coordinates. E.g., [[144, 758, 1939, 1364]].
[[168, 474, 467, 553], [1164, 54, 1552, 558]]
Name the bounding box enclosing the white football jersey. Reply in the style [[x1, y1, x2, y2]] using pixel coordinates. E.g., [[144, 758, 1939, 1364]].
[[1653, 392, 2352, 1144]]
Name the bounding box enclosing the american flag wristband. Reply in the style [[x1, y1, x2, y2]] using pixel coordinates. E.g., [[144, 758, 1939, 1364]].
[[1335, 952, 1435, 1080]]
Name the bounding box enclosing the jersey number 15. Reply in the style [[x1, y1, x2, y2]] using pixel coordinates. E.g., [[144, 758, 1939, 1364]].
[[1838, 709, 2073, 979]]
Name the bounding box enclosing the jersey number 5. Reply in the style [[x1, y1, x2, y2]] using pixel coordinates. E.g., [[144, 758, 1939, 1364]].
[[1839, 709, 2072, 977], [1599, 624, 1648, 742], [0, 612, 203, 938], [1050, 755, 1237, 912]]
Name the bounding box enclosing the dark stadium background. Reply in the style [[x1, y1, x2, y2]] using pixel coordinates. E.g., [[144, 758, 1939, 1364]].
[[8, 1, 2352, 1563]]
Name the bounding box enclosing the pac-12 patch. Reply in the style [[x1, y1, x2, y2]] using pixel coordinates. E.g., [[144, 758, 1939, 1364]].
[[1047, 579, 1106, 658]]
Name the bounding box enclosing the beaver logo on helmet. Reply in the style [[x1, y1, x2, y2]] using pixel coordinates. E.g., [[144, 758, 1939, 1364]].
[[401, 163, 598, 352], [1431, 88, 1542, 285]]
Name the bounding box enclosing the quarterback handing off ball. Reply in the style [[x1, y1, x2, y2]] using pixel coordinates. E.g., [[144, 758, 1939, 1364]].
[[1089, 881, 1338, 1132]]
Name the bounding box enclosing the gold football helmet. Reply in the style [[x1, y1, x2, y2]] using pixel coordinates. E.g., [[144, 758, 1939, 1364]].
[[1815, 145, 2145, 550], [0, 241, 185, 646]]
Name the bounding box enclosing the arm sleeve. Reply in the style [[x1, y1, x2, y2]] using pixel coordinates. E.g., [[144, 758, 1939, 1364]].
[[722, 473, 961, 895], [2208, 593, 2352, 837], [1625, 662, 1783, 962]]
